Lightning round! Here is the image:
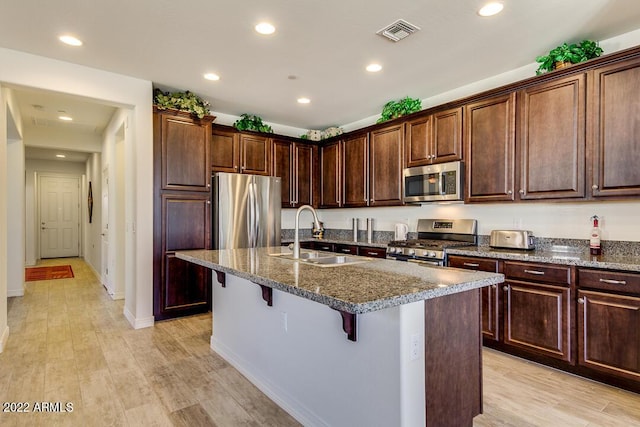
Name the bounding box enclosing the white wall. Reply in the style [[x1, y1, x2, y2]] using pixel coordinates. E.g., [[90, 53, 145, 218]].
[[0, 47, 154, 329], [7, 140, 25, 297], [24, 126, 101, 152], [285, 201, 640, 242], [84, 153, 102, 275]]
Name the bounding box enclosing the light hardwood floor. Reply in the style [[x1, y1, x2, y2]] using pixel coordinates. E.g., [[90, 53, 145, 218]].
[[1, 258, 639, 426]]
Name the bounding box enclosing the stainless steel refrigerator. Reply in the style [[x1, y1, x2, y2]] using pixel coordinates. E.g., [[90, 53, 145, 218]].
[[212, 172, 281, 249]]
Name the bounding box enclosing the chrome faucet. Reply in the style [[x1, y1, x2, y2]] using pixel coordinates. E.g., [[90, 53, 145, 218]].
[[293, 205, 321, 259]]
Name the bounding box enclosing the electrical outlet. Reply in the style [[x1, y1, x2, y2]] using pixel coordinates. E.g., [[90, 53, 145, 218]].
[[280, 311, 288, 333], [410, 333, 420, 361]]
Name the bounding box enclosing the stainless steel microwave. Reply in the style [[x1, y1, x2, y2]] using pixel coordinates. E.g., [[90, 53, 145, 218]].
[[403, 161, 464, 203]]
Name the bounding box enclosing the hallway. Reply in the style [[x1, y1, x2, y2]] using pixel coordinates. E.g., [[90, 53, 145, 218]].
[[1, 258, 640, 426]]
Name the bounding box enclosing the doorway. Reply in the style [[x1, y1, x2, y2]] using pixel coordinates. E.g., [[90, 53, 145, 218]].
[[39, 174, 80, 258]]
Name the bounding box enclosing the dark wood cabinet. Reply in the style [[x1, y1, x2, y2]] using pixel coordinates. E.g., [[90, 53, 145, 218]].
[[335, 244, 358, 255], [211, 126, 270, 175], [405, 107, 462, 167], [320, 140, 342, 208], [448, 255, 501, 342], [159, 111, 211, 192], [357, 246, 386, 259], [342, 133, 369, 207], [590, 56, 640, 198], [369, 124, 404, 206], [153, 108, 214, 320], [577, 268, 640, 383], [272, 139, 316, 208], [517, 74, 586, 200], [502, 262, 573, 363], [465, 93, 516, 202]]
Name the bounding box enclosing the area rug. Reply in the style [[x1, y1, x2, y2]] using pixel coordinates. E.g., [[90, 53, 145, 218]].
[[25, 265, 74, 281]]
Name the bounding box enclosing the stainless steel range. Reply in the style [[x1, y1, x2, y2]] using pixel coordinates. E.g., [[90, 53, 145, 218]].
[[386, 219, 477, 266]]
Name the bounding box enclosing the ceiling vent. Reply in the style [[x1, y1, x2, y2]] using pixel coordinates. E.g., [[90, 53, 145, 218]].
[[376, 19, 420, 42]]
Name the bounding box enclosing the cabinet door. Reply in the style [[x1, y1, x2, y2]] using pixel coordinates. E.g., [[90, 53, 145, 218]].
[[405, 115, 433, 167], [272, 139, 293, 207], [211, 127, 239, 173], [342, 134, 369, 207], [295, 143, 315, 207], [518, 74, 586, 200], [448, 256, 501, 342], [240, 134, 271, 175], [160, 114, 211, 192], [358, 246, 387, 259], [578, 290, 640, 381], [503, 280, 572, 362], [320, 141, 342, 208], [465, 93, 516, 202], [155, 193, 211, 320], [432, 107, 463, 164], [591, 57, 640, 198], [369, 124, 404, 206]]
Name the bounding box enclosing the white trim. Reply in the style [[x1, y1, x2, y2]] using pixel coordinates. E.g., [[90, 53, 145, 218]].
[[110, 291, 125, 301], [7, 288, 24, 297], [123, 306, 154, 329], [0, 326, 9, 353]]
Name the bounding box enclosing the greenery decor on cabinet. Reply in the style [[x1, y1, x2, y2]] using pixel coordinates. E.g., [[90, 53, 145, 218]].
[[535, 40, 603, 75], [233, 113, 273, 133], [377, 96, 422, 123], [153, 88, 211, 119]]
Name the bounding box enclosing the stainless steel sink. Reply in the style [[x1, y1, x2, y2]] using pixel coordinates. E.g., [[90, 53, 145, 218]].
[[270, 251, 372, 267]]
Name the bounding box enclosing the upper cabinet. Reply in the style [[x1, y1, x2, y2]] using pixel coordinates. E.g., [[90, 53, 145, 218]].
[[156, 110, 213, 192], [369, 124, 404, 206], [590, 56, 640, 198], [342, 133, 369, 207], [211, 126, 271, 176], [272, 138, 316, 208], [465, 93, 516, 203], [320, 140, 342, 208], [517, 74, 586, 200], [405, 107, 462, 167]]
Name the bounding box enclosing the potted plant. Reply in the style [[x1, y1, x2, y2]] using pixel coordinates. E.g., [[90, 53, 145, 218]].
[[233, 113, 273, 133], [153, 88, 211, 119], [377, 96, 422, 123], [535, 40, 604, 75]]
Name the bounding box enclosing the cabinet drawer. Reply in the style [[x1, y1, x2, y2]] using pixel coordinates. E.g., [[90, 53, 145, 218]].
[[505, 261, 571, 286], [578, 269, 640, 295], [448, 256, 499, 272], [314, 242, 335, 252], [358, 246, 387, 258], [335, 244, 358, 255]]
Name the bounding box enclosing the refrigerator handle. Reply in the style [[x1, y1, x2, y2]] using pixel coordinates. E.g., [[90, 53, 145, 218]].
[[247, 182, 255, 247], [249, 182, 258, 248]]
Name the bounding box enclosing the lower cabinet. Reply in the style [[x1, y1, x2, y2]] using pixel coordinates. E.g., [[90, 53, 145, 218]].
[[298, 241, 387, 259]]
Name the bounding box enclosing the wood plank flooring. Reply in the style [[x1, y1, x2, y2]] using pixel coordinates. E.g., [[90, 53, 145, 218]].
[[1, 258, 639, 426]]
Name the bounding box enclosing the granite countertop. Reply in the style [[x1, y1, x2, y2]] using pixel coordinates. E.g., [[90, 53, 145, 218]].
[[447, 246, 640, 273], [176, 247, 503, 314], [281, 238, 388, 249]]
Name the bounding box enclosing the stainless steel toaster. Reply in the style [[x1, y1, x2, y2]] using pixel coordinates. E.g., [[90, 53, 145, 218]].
[[489, 230, 535, 250]]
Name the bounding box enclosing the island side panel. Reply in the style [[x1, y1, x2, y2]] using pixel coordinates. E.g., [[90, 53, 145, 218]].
[[210, 273, 426, 427], [424, 288, 482, 427]]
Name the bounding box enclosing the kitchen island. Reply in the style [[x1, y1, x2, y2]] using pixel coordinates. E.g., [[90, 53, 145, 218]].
[[176, 247, 503, 427]]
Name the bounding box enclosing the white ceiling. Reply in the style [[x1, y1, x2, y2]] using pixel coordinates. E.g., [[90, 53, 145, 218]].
[[2, 0, 640, 135]]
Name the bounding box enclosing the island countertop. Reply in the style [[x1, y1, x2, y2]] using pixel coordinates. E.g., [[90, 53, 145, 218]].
[[176, 247, 503, 314]]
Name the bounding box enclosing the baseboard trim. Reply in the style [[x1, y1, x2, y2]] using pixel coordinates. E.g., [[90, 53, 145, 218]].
[[110, 291, 125, 301], [7, 288, 24, 297], [123, 306, 154, 329], [0, 326, 9, 353]]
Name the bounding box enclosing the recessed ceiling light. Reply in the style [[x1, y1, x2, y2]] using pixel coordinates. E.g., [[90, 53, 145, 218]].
[[255, 22, 276, 35], [56, 154, 66, 158], [478, 2, 504, 17], [204, 73, 220, 81], [366, 63, 383, 72], [297, 97, 311, 104], [59, 35, 83, 46], [58, 115, 73, 121]]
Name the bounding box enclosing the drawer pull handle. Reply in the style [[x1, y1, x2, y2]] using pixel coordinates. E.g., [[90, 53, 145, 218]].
[[599, 278, 627, 285], [463, 262, 480, 268], [524, 269, 545, 275], [578, 297, 585, 304], [366, 251, 378, 256], [341, 249, 351, 253]]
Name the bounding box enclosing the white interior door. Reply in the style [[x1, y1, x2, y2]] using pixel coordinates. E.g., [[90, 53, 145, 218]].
[[40, 175, 80, 258], [101, 167, 111, 293]]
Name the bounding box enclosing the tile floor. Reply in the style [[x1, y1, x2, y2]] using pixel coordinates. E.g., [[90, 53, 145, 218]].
[[1, 257, 639, 426]]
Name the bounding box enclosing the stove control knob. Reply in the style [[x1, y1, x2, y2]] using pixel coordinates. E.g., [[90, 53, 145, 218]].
[[429, 251, 437, 258], [387, 247, 396, 254], [406, 249, 415, 256]]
